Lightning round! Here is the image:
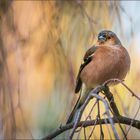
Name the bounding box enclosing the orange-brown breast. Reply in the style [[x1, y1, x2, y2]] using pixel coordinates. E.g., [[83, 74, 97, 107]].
[[80, 45, 130, 88]]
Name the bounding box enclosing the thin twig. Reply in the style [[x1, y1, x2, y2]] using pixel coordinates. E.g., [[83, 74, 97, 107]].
[[108, 106, 127, 140], [104, 78, 140, 100], [69, 94, 92, 140], [42, 80, 140, 140], [76, 99, 98, 139], [103, 83, 128, 139], [103, 114, 112, 139], [69, 86, 101, 140], [95, 95, 119, 140], [124, 101, 140, 138], [88, 115, 98, 140], [83, 127, 87, 140], [98, 101, 104, 140], [103, 85, 120, 116], [69, 92, 119, 140], [42, 115, 140, 140]]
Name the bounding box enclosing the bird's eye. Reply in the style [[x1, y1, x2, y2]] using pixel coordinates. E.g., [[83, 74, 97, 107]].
[[102, 34, 106, 38], [108, 36, 111, 39]]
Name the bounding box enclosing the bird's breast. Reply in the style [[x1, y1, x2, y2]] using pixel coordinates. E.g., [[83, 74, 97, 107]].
[[80, 46, 130, 88]]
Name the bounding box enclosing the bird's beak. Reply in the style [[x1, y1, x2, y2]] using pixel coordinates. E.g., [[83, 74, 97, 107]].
[[98, 35, 107, 42]]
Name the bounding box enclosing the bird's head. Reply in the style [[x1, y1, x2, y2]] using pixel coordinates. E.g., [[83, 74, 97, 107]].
[[97, 30, 122, 46]]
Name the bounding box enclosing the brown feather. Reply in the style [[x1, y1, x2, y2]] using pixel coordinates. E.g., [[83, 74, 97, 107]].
[[75, 46, 99, 93]]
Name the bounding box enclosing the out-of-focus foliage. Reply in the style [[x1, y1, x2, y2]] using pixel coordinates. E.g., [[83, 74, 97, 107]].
[[0, 0, 140, 139]]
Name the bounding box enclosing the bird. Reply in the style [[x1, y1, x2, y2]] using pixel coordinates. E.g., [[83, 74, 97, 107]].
[[66, 30, 130, 124]]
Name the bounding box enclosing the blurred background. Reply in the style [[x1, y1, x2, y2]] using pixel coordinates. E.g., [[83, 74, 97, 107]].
[[0, 0, 140, 139]]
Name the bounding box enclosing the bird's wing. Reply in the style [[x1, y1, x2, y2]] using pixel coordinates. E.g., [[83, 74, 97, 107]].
[[75, 45, 99, 93]]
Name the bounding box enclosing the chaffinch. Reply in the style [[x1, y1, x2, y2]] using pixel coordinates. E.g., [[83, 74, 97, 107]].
[[66, 30, 130, 124]]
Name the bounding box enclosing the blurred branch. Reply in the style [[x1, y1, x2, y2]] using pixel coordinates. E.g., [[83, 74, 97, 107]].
[[119, 4, 134, 37], [97, 101, 104, 140], [76, 0, 99, 39], [0, 0, 12, 16], [42, 79, 140, 140]]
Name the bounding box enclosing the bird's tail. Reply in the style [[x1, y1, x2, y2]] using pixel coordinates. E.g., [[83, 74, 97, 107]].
[[66, 94, 81, 124], [66, 90, 90, 124]]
